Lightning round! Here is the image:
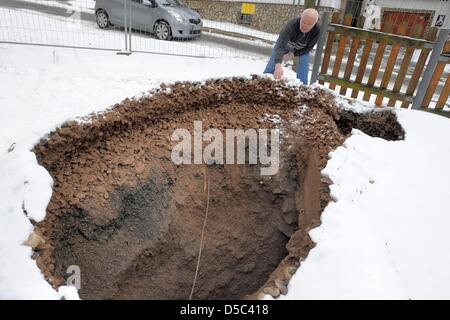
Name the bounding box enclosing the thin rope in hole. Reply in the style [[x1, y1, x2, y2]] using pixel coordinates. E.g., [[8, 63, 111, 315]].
[[189, 167, 211, 300]]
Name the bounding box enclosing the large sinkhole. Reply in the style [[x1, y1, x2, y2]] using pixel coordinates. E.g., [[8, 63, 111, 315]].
[[30, 77, 405, 299]]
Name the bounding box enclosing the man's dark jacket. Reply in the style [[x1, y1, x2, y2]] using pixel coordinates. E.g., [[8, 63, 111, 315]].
[[274, 17, 320, 64]]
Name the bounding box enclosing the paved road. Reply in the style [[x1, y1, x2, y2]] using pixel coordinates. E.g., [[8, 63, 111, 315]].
[[1, 0, 81, 18]]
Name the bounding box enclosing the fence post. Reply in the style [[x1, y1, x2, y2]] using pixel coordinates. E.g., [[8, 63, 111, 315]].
[[128, 0, 132, 52], [123, 0, 128, 51], [412, 28, 449, 109], [310, 11, 330, 85], [117, 0, 132, 55]]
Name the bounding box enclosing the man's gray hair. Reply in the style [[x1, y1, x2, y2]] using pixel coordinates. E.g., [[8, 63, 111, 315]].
[[301, 8, 319, 23]]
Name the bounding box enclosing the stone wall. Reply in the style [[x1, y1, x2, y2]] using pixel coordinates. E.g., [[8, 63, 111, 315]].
[[185, 0, 336, 34]]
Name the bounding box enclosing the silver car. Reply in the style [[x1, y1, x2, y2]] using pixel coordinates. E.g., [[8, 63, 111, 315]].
[[94, 0, 203, 40]]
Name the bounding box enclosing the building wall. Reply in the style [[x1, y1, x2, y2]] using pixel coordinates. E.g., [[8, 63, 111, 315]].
[[195, 0, 340, 5], [185, 0, 449, 35], [365, 0, 450, 28], [185, 0, 339, 34]]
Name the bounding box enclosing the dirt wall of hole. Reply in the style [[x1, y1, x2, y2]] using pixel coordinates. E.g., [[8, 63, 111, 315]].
[[30, 77, 404, 299]]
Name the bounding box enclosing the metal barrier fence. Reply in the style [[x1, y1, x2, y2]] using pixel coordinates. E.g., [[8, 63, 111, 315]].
[[0, 0, 124, 51], [0, 0, 285, 59]]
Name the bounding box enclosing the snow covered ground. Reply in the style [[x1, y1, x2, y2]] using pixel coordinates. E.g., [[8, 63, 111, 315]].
[[1, 41, 450, 300], [0, 42, 275, 299], [270, 99, 450, 299]]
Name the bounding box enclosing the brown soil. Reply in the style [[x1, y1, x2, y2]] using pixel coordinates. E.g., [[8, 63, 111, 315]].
[[31, 77, 404, 300]]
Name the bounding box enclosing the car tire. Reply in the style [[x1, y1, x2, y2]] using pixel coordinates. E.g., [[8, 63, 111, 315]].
[[154, 21, 172, 41], [96, 9, 110, 29]]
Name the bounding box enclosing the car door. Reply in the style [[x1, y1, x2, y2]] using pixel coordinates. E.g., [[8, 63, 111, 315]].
[[107, 0, 126, 26], [129, 0, 156, 32]]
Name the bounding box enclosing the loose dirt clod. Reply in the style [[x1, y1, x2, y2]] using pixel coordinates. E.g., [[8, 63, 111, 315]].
[[32, 77, 404, 300]]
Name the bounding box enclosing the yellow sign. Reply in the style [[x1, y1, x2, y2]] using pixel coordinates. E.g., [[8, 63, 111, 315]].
[[241, 3, 255, 15]]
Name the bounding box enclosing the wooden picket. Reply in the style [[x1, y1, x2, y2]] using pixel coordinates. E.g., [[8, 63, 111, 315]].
[[329, 14, 352, 91], [362, 21, 393, 102], [422, 41, 450, 109], [436, 72, 450, 109], [400, 28, 438, 108], [387, 24, 424, 107], [350, 38, 373, 99], [375, 22, 409, 106], [339, 19, 361, 96], [319, 12, 340, 85], [315, 12, 449, 112]]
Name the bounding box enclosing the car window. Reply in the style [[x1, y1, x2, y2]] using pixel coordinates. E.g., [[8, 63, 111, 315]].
[[137, 0, 156, 7], [157, 0, 185, 6]]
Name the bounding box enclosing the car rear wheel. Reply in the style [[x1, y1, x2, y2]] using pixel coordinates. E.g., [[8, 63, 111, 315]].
[[154, 21, 172, 41], [96, 9, 110, 29]]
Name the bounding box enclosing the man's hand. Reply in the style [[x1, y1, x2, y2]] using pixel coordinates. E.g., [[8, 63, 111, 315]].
[[282, 52, 293, 62], [274, 63, 283, 80]]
